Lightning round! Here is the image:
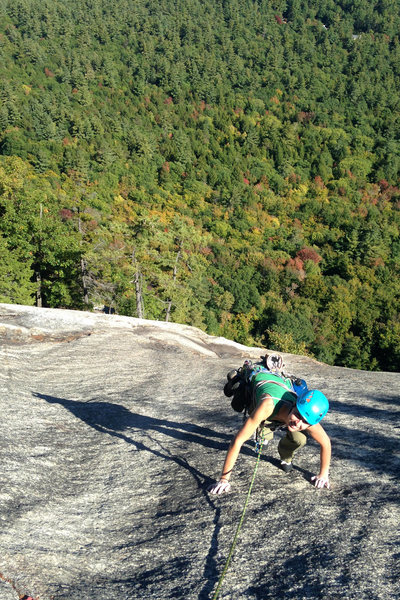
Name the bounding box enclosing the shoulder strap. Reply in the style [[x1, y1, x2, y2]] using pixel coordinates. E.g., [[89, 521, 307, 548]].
[[254, 378, 293, 393]]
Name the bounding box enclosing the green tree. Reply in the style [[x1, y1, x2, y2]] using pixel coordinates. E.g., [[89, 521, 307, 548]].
[[0, 234, 36, 304]]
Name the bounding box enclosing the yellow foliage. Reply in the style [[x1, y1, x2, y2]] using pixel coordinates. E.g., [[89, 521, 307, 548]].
[[268, 330, 310, 356], [228, 124, 241, 137], [214, 220, 232, 237], [148, 208, 171, 225], [266, 215, 280, 228], [212, 205, 224, 219], [290, 184, 309, 203], [215, 290, 234, 310], [312, 185, 329, 201], [263, 114, 282, 129], [227, 235, 247, 251]]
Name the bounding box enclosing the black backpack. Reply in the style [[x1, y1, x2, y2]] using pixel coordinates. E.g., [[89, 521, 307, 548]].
[[223, 355, 306, 414]]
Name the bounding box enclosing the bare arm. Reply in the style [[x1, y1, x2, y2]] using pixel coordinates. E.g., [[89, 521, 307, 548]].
[[307, 422, 331, 480], [219, 397, 274, 482]]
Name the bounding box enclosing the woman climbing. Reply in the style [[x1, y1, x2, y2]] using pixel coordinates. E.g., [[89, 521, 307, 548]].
[[208, 362, 331, 494]]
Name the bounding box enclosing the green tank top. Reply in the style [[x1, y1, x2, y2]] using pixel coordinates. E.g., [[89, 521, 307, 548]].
[[252, 372, 296, 420]]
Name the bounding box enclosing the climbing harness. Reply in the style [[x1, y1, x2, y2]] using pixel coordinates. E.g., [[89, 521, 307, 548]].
[[212, 429, 265, 600]]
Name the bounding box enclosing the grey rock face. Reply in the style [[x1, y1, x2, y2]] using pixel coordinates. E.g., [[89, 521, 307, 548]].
[[0, 304, 399, 600]]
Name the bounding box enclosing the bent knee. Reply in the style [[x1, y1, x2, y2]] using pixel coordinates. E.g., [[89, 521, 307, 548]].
[[284, 431, 307, 449]]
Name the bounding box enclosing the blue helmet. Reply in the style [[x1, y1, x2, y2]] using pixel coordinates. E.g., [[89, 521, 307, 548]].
[[296, 389, 329, 425]]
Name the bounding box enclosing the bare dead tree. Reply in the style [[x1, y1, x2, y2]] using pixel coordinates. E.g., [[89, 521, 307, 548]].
[[78, 212, 89, 305], [36, 203, 43, 308], [165, 247, 181, 322], [131, 249, 145, 319]]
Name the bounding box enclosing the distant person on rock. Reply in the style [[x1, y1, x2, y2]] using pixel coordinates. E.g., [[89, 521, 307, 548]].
[[208, 356, 331, 495]]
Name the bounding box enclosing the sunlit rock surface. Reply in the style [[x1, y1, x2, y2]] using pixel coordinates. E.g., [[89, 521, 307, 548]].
[[0, 304, 399, 600]]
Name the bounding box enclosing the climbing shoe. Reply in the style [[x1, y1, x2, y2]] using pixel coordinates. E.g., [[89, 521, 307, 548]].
[[227, 369, 238, 381], [280, 460, 293, 473], [224, 374, 241, 397], [230, 382, 248, 412]]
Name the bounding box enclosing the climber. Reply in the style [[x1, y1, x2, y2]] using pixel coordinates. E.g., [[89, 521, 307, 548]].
[[208, 366, 331, 495]]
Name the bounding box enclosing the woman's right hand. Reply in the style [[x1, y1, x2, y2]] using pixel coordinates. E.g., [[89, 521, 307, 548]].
[[207, 479, 231, 495]]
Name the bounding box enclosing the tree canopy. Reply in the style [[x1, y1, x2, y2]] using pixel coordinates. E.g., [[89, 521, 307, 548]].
[[1, 0, 400, 370]]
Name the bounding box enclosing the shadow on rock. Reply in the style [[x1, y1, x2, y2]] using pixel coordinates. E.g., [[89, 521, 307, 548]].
[[32, 392, 265, 462], [323, 422, 399, 478], [247, 541, 337, 600], [329, 396, 400, 423], [33, 392, 234, 598], [34, 391, 232, 445]]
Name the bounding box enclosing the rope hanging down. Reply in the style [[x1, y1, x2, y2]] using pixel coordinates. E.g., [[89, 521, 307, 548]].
[[212, 431, 265, 600]]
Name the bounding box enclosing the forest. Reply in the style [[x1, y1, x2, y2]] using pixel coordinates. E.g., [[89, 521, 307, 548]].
[[0, 0, 400, 371]]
